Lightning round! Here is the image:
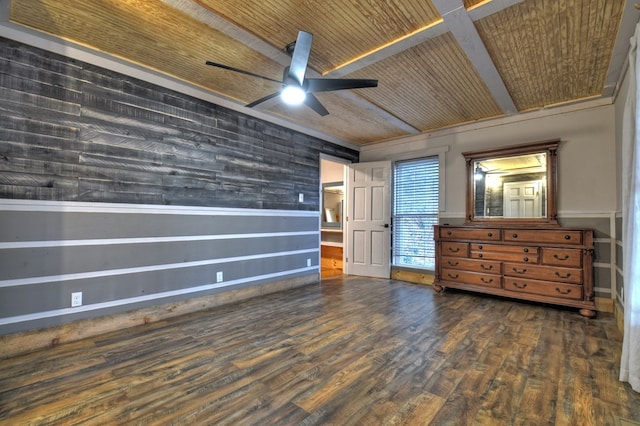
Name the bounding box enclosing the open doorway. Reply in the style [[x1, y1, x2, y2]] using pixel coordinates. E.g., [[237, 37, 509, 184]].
[[320, 156, 347, 278]]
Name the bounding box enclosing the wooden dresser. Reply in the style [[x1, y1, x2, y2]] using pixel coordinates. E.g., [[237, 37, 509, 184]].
[[433, 225, 596, 317]]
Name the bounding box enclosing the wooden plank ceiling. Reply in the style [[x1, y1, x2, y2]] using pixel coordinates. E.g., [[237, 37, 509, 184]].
[[7, 0, 633, 145]]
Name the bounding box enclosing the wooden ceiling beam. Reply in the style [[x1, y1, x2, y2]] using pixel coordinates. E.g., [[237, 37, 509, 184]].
[[432, 0, 517, 115], [467, 0, 525, 20], [325, 22, 448, 78]]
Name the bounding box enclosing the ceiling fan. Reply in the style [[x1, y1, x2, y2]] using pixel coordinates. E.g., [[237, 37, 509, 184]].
[[206, 31, 378, 116]]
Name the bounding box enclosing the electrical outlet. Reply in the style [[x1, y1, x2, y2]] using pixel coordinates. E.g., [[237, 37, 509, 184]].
[[298, 193, 304, 203], [216, 271, 223, 283], [307, 258, 311, 267], [71, 292, 82, 307]]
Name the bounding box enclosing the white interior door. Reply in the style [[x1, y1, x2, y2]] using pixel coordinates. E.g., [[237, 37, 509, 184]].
[[504, 180, 541, 217], [345, 161, 391, 278]]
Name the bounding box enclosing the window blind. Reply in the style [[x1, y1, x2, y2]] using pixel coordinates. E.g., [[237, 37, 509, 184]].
[[393, 156, 439, 269]]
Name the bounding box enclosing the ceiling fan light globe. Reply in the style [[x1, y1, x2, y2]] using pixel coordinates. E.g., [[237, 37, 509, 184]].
[[281, 85, 306, 105]]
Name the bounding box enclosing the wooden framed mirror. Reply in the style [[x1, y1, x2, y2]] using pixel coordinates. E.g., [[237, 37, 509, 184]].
[[463, 139, 559, 226]]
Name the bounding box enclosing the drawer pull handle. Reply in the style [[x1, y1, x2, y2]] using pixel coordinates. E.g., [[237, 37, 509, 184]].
[[512, 233, 518, 238], [487, 232, 493, 237], [555, 287, 572, 295], [555, 272, 571, 279], [478, 253, 483, 258], [448, 247, 460, 253], [447, 261, 459, 267], [512, 267, 527, 274], [553, 254, 570, 261], [480, 277, 493, 284], [478, 245, 483, 249], [447, 273, 459, 279], [523, 257, 529, 262], [447, 231, 452, 236], [564, 235, 571, 240], [512, 282, 527, 289], [523, 248, 529, 253], [481, 264, 493, 271]]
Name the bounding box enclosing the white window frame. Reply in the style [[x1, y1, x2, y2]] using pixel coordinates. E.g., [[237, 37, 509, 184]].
[[390, 146, 448, 271]]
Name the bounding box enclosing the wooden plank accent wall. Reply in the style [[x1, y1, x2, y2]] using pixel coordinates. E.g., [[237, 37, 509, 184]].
[[0, 37, 358, 336], [0, 37, 358, 208]]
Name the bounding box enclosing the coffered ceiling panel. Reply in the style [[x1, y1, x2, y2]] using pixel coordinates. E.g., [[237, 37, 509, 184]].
[[194, 0, 442, 74], [350, 32, 503, 131], [6, 0, 637, 146], [475, 0, 626, 111], [265, 91, 411, 144]]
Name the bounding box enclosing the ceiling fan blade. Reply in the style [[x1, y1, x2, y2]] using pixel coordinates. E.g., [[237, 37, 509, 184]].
[[206, 61, 282, 84], [246, 91, 282, 108], [305, 78, 378, 93], [303, 93, 329, 116], [288, 31, 313, 86]]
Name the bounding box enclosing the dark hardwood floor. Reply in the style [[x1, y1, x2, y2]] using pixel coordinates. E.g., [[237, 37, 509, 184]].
[[1, 276, 639, 425]]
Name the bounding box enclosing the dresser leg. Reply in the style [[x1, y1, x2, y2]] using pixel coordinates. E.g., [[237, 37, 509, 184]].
[[433, 284, 444, 293], [579, 308, 596, 318]]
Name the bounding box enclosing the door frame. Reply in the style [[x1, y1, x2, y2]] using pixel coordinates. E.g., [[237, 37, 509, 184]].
[[319, 154, 351, 278]]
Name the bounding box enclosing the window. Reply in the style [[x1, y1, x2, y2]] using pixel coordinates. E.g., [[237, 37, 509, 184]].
[[392, 156, 439, 269]]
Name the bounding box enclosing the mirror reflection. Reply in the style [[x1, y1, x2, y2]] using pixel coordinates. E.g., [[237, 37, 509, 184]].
[[473, 153, 547, 219], [322, 181, 344, 228]]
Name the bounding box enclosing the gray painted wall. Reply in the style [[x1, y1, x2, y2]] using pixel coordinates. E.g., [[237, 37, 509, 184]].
[[560, 216, 614, 299], [0, 37, 358, 335], [0, 201, 319, 334]]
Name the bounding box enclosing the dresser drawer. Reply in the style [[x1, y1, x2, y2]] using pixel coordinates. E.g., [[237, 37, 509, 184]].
[[470, 244, 538, 255], [439, 227, 501, 241], [471, 250, 538, 263], [504, 277, 583, 300], [541, 248, 582, 267], [441, 242, 468, 257], [441, 256, 501, 274], [504, 262, 583, 284], [504, 229, 583, 245], [441, 269, 501, 288]]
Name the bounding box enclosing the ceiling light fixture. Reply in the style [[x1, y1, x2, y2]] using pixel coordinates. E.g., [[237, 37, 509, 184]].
[[281, 85, 306, 105]]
